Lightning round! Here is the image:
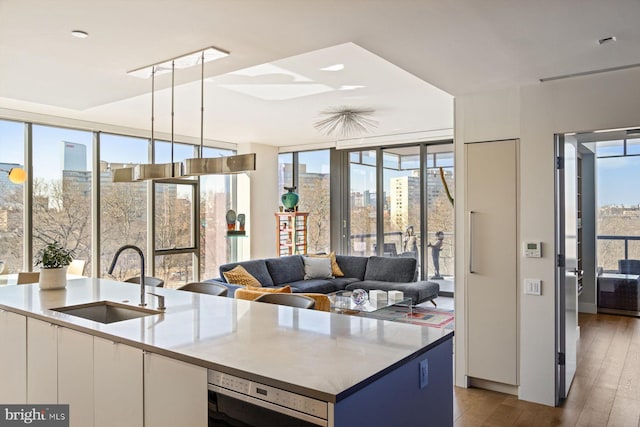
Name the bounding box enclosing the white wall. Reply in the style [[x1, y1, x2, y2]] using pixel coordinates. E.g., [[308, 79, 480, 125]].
[[455, 67, 640, 406], [237, 143, 279, 260]]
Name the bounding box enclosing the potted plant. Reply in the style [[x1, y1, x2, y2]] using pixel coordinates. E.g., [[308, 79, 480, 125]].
[[35, 241, 75, 290]]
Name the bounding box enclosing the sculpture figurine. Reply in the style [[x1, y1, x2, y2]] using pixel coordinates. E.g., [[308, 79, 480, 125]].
[[428, 231, 444, 279], [225, 209, 237, 231]]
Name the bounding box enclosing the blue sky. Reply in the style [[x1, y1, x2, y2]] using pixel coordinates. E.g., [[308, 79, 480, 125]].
[[597, 156, 640, 206]]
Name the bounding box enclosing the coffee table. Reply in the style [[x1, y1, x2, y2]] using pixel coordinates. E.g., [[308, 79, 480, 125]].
[[328, 290, 413, 318]]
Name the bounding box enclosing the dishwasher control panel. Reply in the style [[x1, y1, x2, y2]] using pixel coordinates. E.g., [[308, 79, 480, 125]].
[[208, 370, 328, 420]]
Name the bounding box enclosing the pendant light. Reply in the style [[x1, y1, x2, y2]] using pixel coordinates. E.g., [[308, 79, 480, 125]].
[[0, 166, 27, 184], [182, 52, 256, 176], [134, 61, 183, 181]]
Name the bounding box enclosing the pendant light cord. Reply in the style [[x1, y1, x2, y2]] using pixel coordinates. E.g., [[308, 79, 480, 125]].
[[151, 66, 155, 154], [200, 51, 204, 158], [171, 60, 175, 176]]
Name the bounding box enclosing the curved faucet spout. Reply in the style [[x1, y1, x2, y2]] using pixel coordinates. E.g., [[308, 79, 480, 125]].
[[109, 245, 146, 307]]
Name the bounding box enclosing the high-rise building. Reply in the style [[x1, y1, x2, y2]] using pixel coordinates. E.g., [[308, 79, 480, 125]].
[[390, 174, 420, 230], [62, 141, 87, 171]]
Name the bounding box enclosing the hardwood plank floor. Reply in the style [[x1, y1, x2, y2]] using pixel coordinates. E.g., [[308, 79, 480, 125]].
[[454, 312, 640, 426]]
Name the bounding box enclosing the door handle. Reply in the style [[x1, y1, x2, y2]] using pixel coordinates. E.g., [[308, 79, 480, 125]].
[[469, 211, 476, 274], [571, 268, 583, 276]]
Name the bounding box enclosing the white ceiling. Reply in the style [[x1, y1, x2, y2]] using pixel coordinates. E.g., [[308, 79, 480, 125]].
[[1, 0, 639, 147]]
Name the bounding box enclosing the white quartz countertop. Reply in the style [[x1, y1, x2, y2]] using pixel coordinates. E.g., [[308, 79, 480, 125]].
[[0, 278, 452, 402]]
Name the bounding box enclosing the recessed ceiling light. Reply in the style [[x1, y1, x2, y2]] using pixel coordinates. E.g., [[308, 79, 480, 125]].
[[598, 36, 616, 45], [339, 85, 365, 91], [320, 64, 344, 71], [71, 30, 89, 39]]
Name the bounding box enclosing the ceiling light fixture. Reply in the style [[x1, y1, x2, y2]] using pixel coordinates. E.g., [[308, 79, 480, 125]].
[[598, 36, 616, 45], [183, 52, 256, 176], [71, 30, 89, 38], [127, 46, 229, 79], [133, 61, 183, 181], [0, 166, 27, 184], [314, 106, 378, 138]]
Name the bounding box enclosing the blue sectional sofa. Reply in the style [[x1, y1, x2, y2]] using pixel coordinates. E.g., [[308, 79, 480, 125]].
[[209, 254, 439, 305]]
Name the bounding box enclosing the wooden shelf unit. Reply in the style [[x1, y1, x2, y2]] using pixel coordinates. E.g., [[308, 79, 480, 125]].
[[275, 212, 308, 256]]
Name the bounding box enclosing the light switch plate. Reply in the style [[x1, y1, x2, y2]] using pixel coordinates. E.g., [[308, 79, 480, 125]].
[[524, 279, 542, 295], [419, 359, 428, 388]]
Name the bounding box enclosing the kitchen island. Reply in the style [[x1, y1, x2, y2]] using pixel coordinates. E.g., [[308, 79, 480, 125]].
[[0, 278, 453, 427]]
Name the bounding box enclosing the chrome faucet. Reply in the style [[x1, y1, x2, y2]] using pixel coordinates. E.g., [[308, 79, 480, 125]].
[[108, 245, 146, 307]]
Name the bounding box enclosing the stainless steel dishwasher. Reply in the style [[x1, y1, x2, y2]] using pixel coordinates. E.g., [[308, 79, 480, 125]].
[[207, 369, 328, 426]]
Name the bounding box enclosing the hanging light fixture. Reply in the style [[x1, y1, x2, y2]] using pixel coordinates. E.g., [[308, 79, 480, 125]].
[[114, 46, 255, 182], [0, 166, 27, 184], [182, 52, 256, 176], [133, 60, 183, 181]]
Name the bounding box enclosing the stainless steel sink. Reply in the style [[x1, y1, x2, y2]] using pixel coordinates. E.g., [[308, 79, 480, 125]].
[[51, 301, 162, 324]]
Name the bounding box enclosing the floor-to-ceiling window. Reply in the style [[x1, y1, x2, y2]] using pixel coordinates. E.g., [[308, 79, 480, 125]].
[[383, 146, 421, 261], [0, 119, 24, 273], [298, 150, 330, 254], [596, 135, 640, 271], [1, 117, 236, 279], [278, 150, 331, 254], [100, 133, 149, 279], [32, 125, 93, 270], [346, 142, 454, 284], [349, 150, 377, 256], [425, 146, 455, 281], [200, 147, 235, 281]]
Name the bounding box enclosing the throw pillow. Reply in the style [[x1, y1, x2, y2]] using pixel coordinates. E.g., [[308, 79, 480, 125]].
[[302, 256, 333, 280], [223, 265, 261, 287], [309, 251, 344, 277]]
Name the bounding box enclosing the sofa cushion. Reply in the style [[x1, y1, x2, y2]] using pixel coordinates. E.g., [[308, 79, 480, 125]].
[[288, 279, 340, 294], [335, 255, 368, 281], [308, 252, 344, 277], [364, 256, 416, 282], [303, 256, 333, 280], [329, 277, 360, 290], [345, 280, 439, 304], [219, 259, 274, 288], [265, 256, 304, 285], [222, 265, 262, 287]]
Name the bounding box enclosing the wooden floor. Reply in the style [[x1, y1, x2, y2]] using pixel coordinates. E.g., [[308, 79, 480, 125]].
[[454, 312, 640, 426]]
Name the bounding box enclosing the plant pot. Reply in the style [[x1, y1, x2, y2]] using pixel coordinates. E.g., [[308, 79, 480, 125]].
[[39, 266, 68, 290]]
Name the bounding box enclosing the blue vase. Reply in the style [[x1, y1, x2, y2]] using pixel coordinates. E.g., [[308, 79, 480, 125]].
[[281, 187, 299, 211]]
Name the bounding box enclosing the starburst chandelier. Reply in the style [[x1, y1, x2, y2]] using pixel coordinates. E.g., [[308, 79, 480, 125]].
[[314, 106, 377, 138]]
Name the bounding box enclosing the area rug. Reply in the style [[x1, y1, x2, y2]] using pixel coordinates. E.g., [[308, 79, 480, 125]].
[[371, 306, 455, 329]]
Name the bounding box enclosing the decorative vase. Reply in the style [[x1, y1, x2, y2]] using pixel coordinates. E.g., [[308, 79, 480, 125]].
[[281, 186, 299, 212], [39, 266, 68, 290], [226, 209, 237, 231]]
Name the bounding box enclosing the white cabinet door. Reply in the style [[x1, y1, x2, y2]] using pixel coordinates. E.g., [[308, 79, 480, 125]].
[[0, 310, 26, 403], [465, 140, 518, 385], [94, 337, 143, 427], [27, 317, 58, 403], [144, 352, 207, 427], [58, 327, 94, 427]]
